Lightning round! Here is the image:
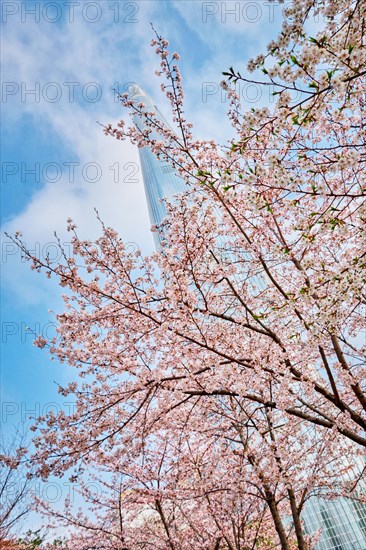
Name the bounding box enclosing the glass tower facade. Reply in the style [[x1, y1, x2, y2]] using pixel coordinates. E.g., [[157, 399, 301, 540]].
[[131, 85, 366, 549], [129, 85, 187, 249], [303, 492, 366, 549]]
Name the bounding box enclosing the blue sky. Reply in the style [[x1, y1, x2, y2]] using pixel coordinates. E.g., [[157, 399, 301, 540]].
[[1, 1, 286, 518]]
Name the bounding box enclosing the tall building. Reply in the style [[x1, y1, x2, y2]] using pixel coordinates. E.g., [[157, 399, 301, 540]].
[[129, 85, 187, 249], [303, 489, 366, 549], [131, 85, 366, 549]]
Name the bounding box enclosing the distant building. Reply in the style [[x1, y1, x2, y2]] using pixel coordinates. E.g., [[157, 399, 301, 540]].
[[129, 85, 187, 249]]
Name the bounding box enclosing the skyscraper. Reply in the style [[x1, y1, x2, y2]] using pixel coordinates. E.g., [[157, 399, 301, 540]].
[[131, 85, 366, 549], [129, 85, 187, 249]]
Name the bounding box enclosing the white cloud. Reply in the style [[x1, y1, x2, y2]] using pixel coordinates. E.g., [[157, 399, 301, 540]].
[[2, 5, 161, 305], [2, 0, 280, 307]]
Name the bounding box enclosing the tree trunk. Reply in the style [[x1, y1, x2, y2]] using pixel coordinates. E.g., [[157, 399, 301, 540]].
[[288, 488, 307, 550], [265, 492, 291, 550]]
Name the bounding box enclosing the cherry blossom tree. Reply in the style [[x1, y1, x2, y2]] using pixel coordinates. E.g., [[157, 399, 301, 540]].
[[0, 434, 31, 545], [7, 0, 366, 547], [104, 0, 366, 449], [34, 399, 361, 549]]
